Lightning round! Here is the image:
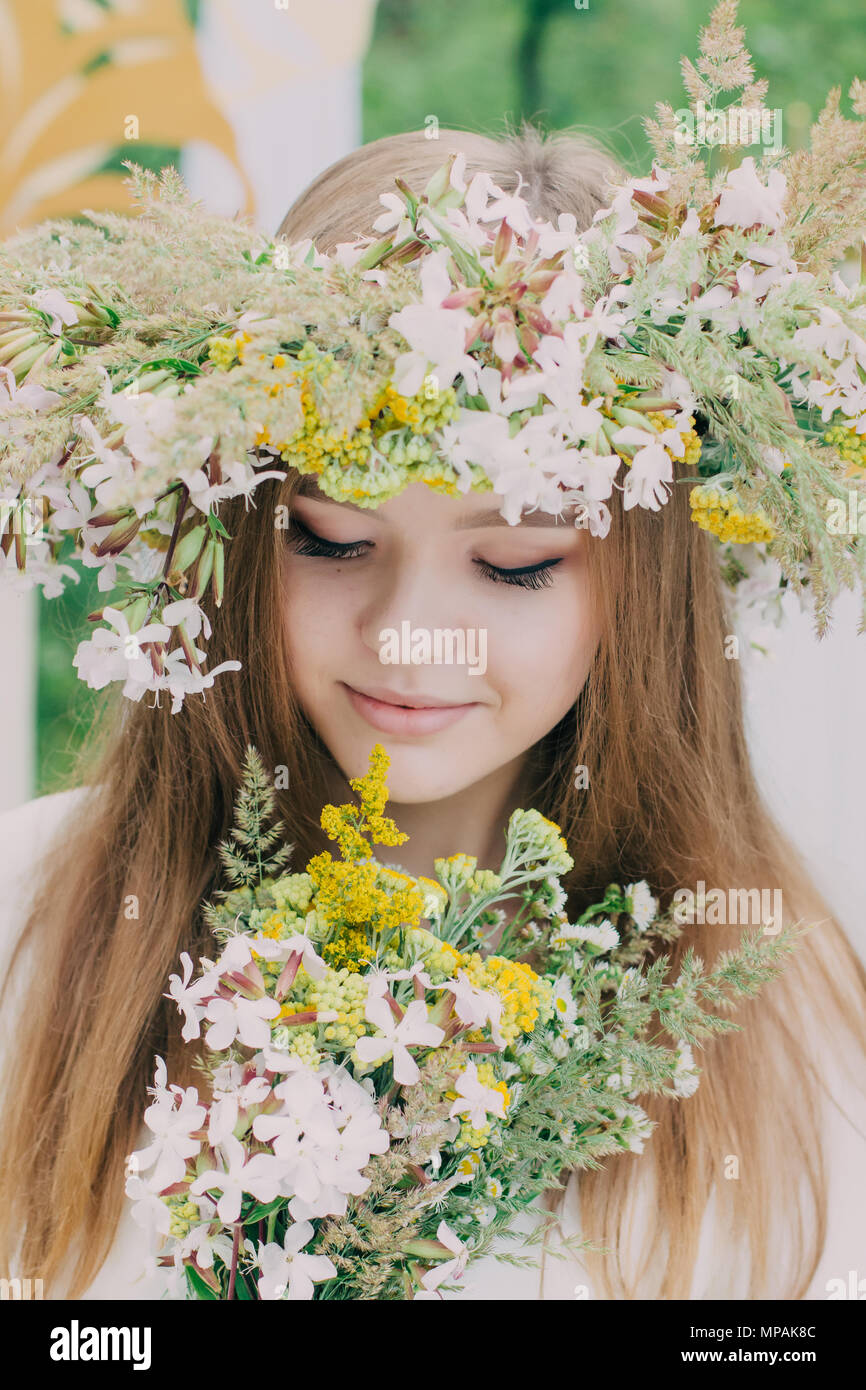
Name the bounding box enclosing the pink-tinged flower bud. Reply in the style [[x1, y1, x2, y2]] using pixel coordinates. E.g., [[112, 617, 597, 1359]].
[[441, 285, 483, 311], [383, 990, 405, 1022], [421, 157, 457, 206], [524, 269, 559, 295], [519, 326, 539, 357], [493, 219, 513, 266], [174, 620, 201, 672], [212, 539, 224, 608], [92, 514, 142, 556], [632, 188, 669, 218], [6, 342, 48, 378], [89, 507, 133, 528], [146, 641, 166, 677], [357, 234, 397, 271], [521, 304, 552, 334]]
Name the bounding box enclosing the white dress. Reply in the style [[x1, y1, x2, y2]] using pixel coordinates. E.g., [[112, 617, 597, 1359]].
[[1, 787, 864, 1301]]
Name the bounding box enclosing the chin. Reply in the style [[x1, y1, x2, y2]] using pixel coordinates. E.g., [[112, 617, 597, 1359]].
[[325, 723, 493, 805]]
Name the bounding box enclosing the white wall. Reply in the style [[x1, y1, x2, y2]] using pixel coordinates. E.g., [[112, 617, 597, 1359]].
[[740, 588, 866, 963]]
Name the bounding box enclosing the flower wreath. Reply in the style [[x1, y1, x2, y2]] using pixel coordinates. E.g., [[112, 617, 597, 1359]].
[[1, 0, 866, 710]]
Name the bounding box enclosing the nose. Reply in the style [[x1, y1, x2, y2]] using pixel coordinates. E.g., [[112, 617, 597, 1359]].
[[357, 546, 466, 666]]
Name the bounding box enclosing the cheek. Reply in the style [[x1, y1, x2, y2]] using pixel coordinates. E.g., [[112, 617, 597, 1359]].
[[486, 578, 600, 714], [280, 561, 353, 681]]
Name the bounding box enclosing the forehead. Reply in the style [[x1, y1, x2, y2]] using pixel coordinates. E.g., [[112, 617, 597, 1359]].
[[292, 475, 580, 530]]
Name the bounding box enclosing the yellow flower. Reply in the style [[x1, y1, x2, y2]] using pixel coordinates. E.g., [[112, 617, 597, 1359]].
[[459, 952, 554, 1044], [824, 422, 866, 478], [689, 483, 775, 542]]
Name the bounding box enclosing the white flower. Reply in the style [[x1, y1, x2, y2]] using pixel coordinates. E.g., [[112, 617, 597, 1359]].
[[0, 365, 61, 422], [256, 1220, 336, 1300], [251, 1067, 388, 1222], [440, 970, 505, 1047], [467, 169, 536, 237], [625, 881, 657, 932], [550, 918, 619, 952], [759, 445, 788, 476], [672, 1041, 701, 1098], [207, 1073, 272, 1147], [204, 988, 281, 1052], [615, 429, 677, 511], [190, 1133, 290, 1223], [793, 306, 866, 368], [415, 1221, 469, 1297], [245, 931, 327, 978], [161, 597, 211, 642], [388, 959, 435, 990], [159, 648, 242, 714], [388, 249, 481, 398], [32, 288, 79, 334], [713, 157, 786, 231], [124, 1174, 175, 1239], [354, 995, 445, 1085], [448, 1060, 507, 1129], [550, 974, 577, 1027], [165, 951, 216, 1042], [72, 606, 170, 694], [132, 1067, 207, 1191]]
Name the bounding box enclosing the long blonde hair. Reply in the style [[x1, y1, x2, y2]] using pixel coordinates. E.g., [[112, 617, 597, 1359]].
[[2, 121, 865, 1299]]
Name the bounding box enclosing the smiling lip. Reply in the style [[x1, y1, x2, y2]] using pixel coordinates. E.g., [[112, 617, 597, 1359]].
[[342, 682, 480, 735]]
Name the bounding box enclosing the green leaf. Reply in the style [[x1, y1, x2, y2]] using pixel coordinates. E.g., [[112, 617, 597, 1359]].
[[243, 1198, 285, 1223], [207, 513, 231, 539], [185, 1263, 219, 1300], [140, 356, 202, 377]]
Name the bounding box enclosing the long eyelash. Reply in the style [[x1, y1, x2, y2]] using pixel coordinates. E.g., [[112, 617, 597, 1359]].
[[287, 521, 560, 589], [287, 518, 370, 559], [474, 558, 562, 590]]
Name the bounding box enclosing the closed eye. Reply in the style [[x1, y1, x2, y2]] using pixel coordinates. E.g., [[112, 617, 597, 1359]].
[[474, 558, 563, 590], [287, 518, 563, 590], [286, 517, 372, 559]]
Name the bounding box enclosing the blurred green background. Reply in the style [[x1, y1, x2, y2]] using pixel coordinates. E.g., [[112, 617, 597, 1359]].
[[36, 0, 866, 792]]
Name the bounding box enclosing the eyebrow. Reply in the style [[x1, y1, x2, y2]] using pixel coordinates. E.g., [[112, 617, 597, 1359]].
[[294, 477, 574, 528]]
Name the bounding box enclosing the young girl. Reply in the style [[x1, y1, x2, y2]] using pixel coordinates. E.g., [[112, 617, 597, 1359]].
[[1, 124, 865, 1302]]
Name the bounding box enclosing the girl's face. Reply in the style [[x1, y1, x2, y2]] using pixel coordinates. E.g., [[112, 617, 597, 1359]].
[[280, 478, 602, 803]]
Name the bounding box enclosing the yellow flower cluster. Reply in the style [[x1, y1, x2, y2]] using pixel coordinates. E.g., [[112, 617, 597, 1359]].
[[824, 422, 866, 477], [322, 924, 377, 974], [433, 853, 501, 896], [458, 952, 554, 1044], [265, 963, 370, 1066], [689, 483, 775, 542], [163, 1193, 200, 1239], [270, 873, 315, 914], [207, 330, 255, 370], [303, 967, 369, 1048], [306, 855, 425, 939], [228, 339, 461, 503], [386, 925, 463, 980], [646, 409, 702, 466], [322, 743, 407, 860], [306, 749, 429, 947], [272, 1025, 320, 1067]]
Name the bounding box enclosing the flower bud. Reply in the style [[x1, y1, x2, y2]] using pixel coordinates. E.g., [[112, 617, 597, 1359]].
[[170, 524, 207, 574]]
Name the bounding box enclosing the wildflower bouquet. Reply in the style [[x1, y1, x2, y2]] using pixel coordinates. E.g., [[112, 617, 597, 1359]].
[[124, 744, 800, 1299], [3, 0, 866, 709]]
